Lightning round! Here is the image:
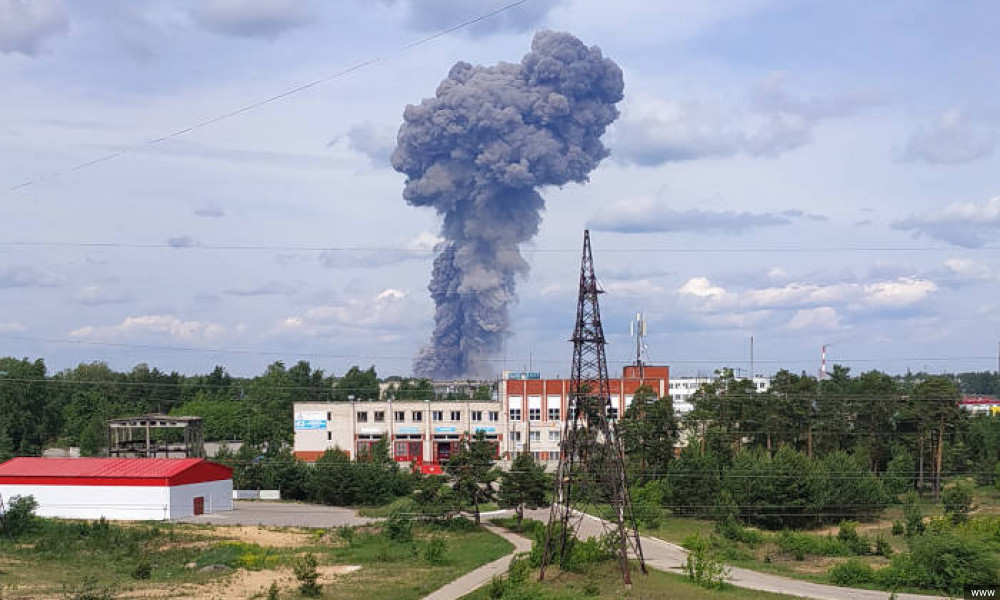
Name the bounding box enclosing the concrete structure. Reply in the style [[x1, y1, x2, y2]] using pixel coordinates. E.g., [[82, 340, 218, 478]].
[[668, 375, 771, 415], [107, 414, 204, 458], [0, 457, 232, 521], [293, 366, 669, 467]]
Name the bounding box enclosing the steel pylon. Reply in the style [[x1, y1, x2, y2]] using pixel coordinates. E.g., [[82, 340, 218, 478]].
[[538, 230, 646, 585]]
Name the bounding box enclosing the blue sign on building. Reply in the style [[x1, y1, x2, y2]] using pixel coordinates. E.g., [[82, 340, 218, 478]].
[[294, 419, 326, 431], [473, 426, 496, 433], [434, 426, 457, 433], [396, 426, 421, 434]]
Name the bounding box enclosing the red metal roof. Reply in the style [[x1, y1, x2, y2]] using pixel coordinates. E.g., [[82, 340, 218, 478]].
[[0, 458, 232, 487]]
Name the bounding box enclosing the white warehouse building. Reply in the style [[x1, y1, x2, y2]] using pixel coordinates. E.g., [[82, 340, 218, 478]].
[[0, 457, 233, 521]]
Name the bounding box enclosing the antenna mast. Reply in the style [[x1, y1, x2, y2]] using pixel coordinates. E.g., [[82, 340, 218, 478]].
[[539, 230, 646, 585], [632, 312, 647, 383]]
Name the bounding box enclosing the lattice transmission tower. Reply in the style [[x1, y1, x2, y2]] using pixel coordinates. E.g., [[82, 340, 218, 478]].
[[539, 230, 646, 585]]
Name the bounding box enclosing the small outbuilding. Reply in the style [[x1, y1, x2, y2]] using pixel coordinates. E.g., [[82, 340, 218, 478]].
[[0, 457, 232, 521]]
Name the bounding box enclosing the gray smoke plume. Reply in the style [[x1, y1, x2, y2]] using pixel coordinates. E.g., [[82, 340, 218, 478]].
[[392, 30, 624, 379]]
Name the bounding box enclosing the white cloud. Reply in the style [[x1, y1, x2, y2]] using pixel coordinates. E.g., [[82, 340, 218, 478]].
[[589, 196, 792, 234], [614, 75, 879, 165], [318, 231, 440, 269], [223, 280, 301, 297], [335, 121, 397, 166], [787, 307, 840, 330], [77, 285, 130, 306], [70, 315, 228, 342], [0, 0, 67, 56], [678, 276, 937, 312], [0, 322, 26, 333], [194, 0, 309, 39], [601, 278, 665, 298], [892, 196, 1000, 248], [0, 265, 62, 288], [943, 258, 999, 281], [897, 110, 996, 165], [278, 288, 414, 336]]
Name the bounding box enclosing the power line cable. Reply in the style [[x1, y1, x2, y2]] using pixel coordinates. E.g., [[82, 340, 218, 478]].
[[6, 0, 534, 193]]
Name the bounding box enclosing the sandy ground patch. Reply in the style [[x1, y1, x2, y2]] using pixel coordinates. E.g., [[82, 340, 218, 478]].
[[114, 565, 363, 600], [211, 525, 317, 548]]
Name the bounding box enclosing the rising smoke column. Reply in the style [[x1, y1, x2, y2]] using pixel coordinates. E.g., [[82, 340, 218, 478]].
[[392, 31, 624, 379]]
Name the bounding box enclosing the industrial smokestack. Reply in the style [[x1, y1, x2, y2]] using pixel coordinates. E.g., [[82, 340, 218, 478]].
[[392, 30, 624, 379]]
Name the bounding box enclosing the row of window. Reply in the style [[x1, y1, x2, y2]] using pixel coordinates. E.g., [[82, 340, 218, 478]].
[[509, 408, 561, 421], [509, 430, 560, 442], [355, 410, 502, 423]]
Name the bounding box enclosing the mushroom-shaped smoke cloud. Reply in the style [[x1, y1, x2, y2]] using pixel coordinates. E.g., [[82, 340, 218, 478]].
[[392, 30, 624, 379]]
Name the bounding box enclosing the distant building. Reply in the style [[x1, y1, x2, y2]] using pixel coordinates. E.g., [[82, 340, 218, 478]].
[[668, 375, 771, 415], [0, 457, 232, 521], [961, 396, 1000, 415], [293, 365, 670, 468]]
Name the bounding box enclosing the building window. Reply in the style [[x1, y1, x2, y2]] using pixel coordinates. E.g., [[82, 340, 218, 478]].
[[532, 451, 542, 461], [374, 411, 385, 423], [471, 411, 483, 422], [357, 411, 368, 423], [549, 430, 560, 442], [327, 431, 332, 441], [327, 411, 332, 421], [529, 431, 540, 442], [548, 408, 560, 421], [412, 411, 423, 422], [394, 411, 405, 422], [433, 411, 443, 421], [509, 408, 521, 421], [512, 431, 522, 442], [488, 411, 499, 422], [450, 411, 461, 421], [607, 407, 618, 420], [550, 451, 560, 461]]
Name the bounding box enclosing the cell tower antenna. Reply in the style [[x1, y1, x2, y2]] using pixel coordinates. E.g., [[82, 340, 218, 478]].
[[539, 230, 646, 586], [632, 311, 647, 382]]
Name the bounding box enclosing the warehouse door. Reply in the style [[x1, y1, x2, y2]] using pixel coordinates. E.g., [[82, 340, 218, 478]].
[[193, 496, 205, 515]]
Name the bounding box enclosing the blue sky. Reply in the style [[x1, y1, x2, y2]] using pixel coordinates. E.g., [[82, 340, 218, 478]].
[[2, 0, 999, 377]]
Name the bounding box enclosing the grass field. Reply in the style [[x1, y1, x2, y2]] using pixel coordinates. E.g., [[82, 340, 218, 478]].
[[0, 516, 513, 599], [459, 561, 807, 600]]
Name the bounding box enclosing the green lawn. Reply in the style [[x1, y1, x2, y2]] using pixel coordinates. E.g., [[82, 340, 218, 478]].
[[459, 561, 808, 600]]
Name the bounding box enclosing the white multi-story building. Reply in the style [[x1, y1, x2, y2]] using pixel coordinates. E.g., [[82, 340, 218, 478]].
[[668, 375, 771, 415], [293, 365, 671, 470]]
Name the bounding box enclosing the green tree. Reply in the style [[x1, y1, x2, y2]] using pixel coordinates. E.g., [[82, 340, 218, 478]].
[[498, 452, 549, 531], [619, 385, 677, 481], [445, 431, 497, 524], [909, 377, 963, 499], [78, 417, 106, 457], [334, 366, 379, 402], [0, 427, 14, 462]]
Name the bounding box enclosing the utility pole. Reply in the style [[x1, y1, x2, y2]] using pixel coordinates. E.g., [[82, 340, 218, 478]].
[[539, 230, 646, 585]]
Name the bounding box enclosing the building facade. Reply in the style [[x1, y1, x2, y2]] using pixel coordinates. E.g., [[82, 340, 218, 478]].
[[668, 375, 771, 415], [0, 457, 232, 521], [293, 365, 669, 467]]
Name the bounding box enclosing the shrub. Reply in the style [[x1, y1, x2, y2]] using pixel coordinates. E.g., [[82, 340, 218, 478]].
[[716, 518, 764, 547], [829, 558, 875, 586], [775, 530, 853, 558], [683, 534, 729, 589], [384, 510, 412, 542], [890, 533, 999, 594], [337, 525, 355, 547], [62, 576, 117, 600], [423, 536, 447, 564], [902, 494, 924, 536], [874, 535, 893, 558], [293, 553, 321, 597], [1, 495, 37, 538], [942, 483, 974, 525], [130, 557, 152, 580], [837, 521, 871, 555], [891, 520, 904, 536], [266, 581, 280, 600]]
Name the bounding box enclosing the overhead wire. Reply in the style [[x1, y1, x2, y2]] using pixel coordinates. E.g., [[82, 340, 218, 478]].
[[6, 0, 535, 194]]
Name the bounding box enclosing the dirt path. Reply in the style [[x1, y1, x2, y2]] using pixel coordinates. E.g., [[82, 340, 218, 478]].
[[419, 525, 531, 600]]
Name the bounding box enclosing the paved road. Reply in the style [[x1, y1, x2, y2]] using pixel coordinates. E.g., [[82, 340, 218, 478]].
[[175, 501, 374, 528], [420, 524, 532, 600], [519, 508, 946, 600]]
